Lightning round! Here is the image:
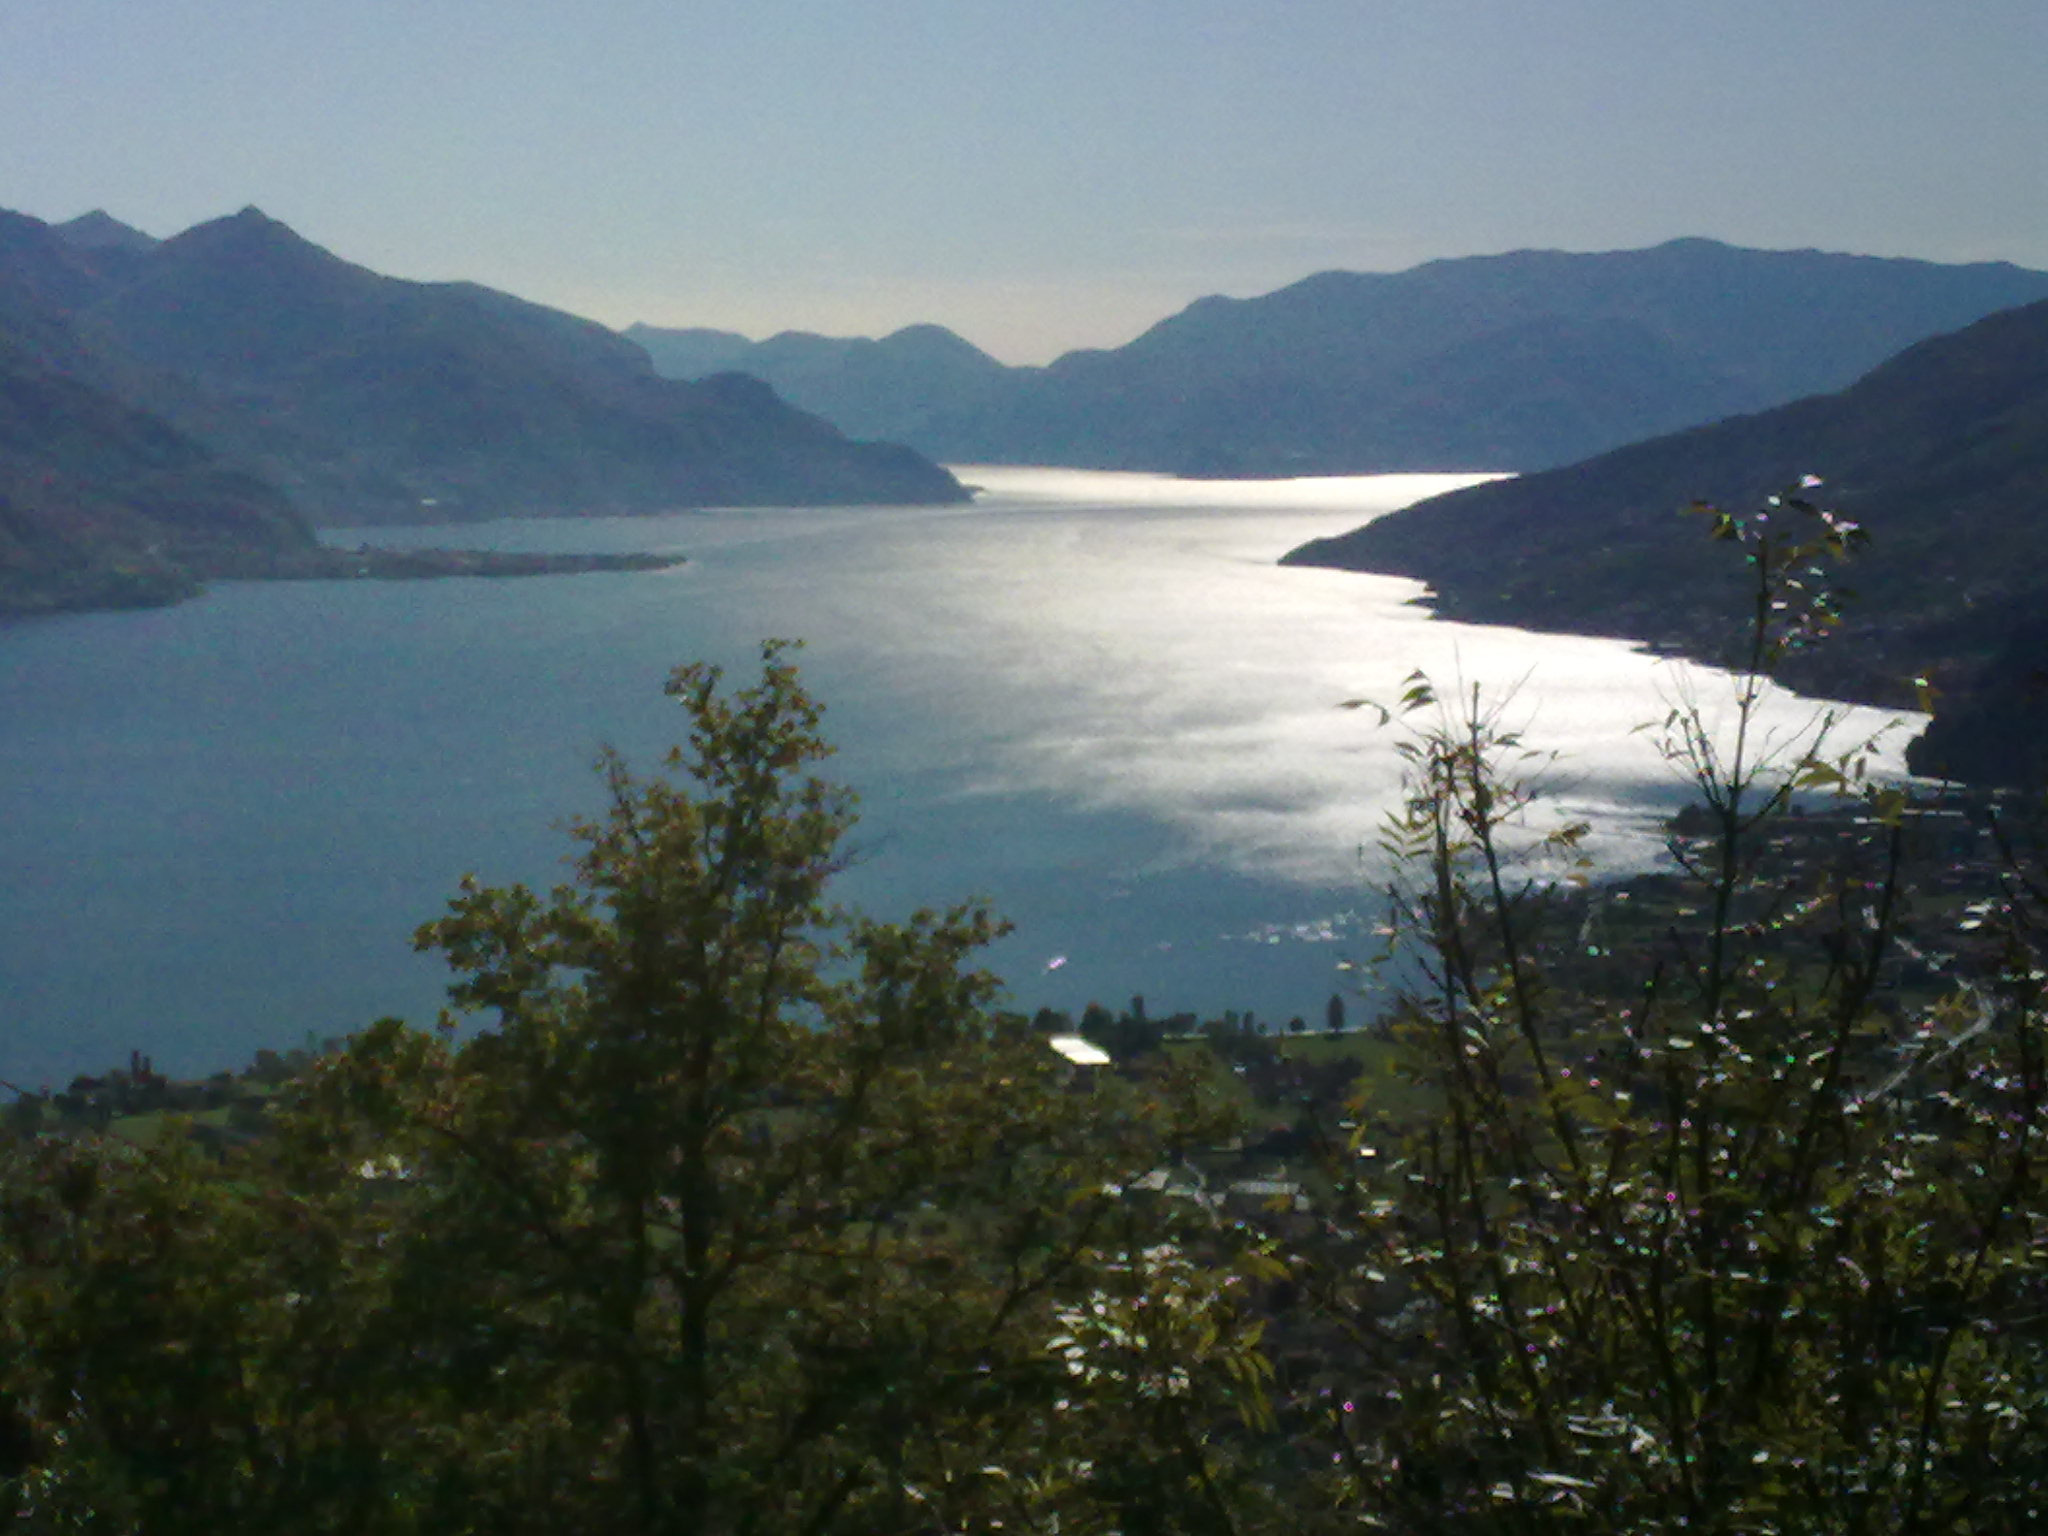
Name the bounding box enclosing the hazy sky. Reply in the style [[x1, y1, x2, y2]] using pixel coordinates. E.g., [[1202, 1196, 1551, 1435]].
[[6, 1, 2045, 363]]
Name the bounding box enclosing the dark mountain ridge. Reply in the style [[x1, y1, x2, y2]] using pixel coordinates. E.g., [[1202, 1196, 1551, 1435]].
[[0, 205, 966, 615], [54, 210, 159, 254], [1282, 297, 2048, 786], [31, 207, 965, 522], [633, 239, 2048, 477]]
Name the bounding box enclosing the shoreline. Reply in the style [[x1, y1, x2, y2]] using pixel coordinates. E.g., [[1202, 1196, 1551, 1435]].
[[0, 544, 688, 623]]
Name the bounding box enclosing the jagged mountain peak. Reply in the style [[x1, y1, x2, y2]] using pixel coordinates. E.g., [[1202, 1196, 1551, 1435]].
[[176, 204, 300, 240], [54, 210, 158, 253], [153, 207, 354, 274]]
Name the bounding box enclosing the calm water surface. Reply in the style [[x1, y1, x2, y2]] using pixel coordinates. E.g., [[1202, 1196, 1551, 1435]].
[[0, 468, 1917, 1085]]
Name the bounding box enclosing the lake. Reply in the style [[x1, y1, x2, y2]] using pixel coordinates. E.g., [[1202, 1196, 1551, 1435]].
[[0, 467, 1917, 1087]]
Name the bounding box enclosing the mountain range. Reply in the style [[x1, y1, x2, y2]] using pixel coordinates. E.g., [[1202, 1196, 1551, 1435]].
[[629, 240, 2048, 477], [0, 207, 965, 616], [627, 322, 1013, 450], [1281, 297, 2048, 786], [14, 211, 2048, 786]]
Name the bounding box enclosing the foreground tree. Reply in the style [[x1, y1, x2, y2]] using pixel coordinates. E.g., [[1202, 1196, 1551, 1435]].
[[5, 644, 1274, 1534], [0, 1107, 425, 1530], [297, 643, 1283, 1534], [1303, 489, 2048, 1531]]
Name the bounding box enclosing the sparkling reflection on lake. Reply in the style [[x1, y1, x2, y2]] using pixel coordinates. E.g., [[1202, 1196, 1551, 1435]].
[[0, 467, 1917, 1085]]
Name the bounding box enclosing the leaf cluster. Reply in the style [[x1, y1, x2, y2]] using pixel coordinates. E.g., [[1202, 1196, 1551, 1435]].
[[1300, 491, 2048, 1533]]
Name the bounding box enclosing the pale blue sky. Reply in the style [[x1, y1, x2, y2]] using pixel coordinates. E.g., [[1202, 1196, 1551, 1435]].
[[5, 1, 2044, 362]]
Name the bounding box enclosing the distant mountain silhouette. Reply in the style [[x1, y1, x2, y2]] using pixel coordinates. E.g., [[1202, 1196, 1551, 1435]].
[[633, 241, 2048, 476], [1282, 298, 2048, 786], [20, 207, 966, 522], [0, 205, 966, 613], [628, 321, 1012, 446], [53, 210, 159, 254], [625, 325, 761, 377]]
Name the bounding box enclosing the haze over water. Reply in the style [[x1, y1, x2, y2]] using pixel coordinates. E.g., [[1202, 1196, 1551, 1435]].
[[0, 468, 1917, 1086]]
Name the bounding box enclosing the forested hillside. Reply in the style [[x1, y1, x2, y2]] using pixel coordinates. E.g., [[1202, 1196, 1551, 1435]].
[[0, 333, 310, 614]]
